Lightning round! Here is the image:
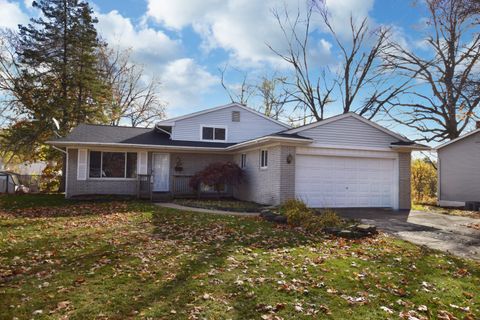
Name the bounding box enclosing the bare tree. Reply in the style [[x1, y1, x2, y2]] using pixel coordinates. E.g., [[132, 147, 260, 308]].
[[255, 75, 288, 120], [268, 6, 334, 122], [384, 0, 480, 142], [98, 46, 166, 127], [219, 64, 255, 105], [268, 2, 406, 122]]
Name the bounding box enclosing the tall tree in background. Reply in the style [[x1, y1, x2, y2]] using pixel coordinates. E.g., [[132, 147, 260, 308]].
[[384, 0, 480, 142], [1, 0, 107, 189], [268, 2, 406, 122], [98, 46, 165, 127]]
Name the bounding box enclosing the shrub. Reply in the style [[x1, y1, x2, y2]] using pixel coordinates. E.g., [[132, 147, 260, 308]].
[[281, 199, 313, 226], [411, 158, 437, 204], [281, 199, 343, 231], [189, 162, 244, 196]]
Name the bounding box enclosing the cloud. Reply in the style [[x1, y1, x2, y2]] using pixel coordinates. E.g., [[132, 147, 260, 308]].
[[96, 10, 181, 65], [0, 0, 29, 30], [322, 0, 375, 37], [159, 58, 219, 113], [146, 0, 375, 67]]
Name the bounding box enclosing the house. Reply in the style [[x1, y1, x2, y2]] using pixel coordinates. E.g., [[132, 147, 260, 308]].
[[47, 103, 428, 209], [435, 123, 480, 207]]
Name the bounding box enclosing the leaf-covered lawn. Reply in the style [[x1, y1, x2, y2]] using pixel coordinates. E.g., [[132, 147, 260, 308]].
[[1, 196, 479, 319]]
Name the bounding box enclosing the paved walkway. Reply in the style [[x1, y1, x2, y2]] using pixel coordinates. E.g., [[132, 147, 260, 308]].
[[155, 202, 260, 217], [338, 209, 480, 261]]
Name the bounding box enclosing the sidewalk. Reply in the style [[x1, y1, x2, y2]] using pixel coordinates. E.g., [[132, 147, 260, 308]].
[[155, 202, 260, 217]]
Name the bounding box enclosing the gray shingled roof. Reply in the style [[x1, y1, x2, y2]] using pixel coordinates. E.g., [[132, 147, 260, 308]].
[[52, 124, 236, 148]]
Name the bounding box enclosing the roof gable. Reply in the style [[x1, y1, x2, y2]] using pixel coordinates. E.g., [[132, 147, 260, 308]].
[[285, 113, 410, 142], [157, 103, 290, 128], [435, 128, 480, 150]]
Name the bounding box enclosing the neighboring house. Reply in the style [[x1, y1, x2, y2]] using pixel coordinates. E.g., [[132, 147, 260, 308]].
[[436, 124, 480, 207], [47, 103, 428, 209]]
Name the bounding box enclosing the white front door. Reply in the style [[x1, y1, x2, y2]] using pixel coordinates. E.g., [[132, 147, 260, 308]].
[[295, 155, 395, 208], [152, 153, 170, 192]]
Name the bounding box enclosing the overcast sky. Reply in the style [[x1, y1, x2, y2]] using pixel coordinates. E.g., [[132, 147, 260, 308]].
[[1, 0, 433, 139]]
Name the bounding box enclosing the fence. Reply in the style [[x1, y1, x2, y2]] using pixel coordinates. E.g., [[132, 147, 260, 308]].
[[17, 174, 60, 193]]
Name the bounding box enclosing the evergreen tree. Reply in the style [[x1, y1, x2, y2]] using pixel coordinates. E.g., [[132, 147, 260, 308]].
[[4, 0, 108, 190]]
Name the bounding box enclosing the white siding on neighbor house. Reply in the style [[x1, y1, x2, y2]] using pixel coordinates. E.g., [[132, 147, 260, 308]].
[[438, 132, 480, 203], [298, 116, 399, 148], [171, 105, 286, 143]]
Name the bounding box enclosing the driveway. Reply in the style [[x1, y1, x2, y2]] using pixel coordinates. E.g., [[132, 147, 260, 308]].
[[337, 209, 480, 261]]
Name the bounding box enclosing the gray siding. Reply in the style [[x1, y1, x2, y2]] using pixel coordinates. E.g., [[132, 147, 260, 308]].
[[66, 148, 137, 197], [66, 148, 234, 198], [167, 152, 233, 195], [233, 146, 296, 205], [438, 132, 480, 202], [398, 152, 411, 210], [171, 105, 286, 143], [299, 116, 398, 148]]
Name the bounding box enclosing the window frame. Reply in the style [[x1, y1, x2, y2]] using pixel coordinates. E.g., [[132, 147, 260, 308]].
[[240, 153, 247, 168], [88, 150, 138, 180], [200, 125, 228, 142], [260, 149, 268, 169]]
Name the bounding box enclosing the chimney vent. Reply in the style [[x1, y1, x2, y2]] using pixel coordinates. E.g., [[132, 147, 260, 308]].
[[476, 121, 480, 129]]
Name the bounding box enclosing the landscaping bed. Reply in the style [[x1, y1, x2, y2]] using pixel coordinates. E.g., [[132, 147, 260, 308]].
[[1, 195, 479, 319], [173, 198, 265, 212], [413, 203, 480, 219]]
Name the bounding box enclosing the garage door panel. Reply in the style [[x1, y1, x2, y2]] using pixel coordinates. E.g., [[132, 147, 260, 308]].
[[295, 155, 395, 208]]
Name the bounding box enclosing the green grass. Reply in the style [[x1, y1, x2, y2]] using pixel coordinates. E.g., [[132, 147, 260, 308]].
[[0, 195, 479, 319], [173, 198, 265, 212], [0, 193, 72, 210]]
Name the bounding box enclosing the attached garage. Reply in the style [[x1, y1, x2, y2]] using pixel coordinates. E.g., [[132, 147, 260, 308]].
[[295, 154, 397, 208]]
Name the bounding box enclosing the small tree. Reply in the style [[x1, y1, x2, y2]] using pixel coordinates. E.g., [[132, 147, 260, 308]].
[[189, 162, 244, 197], [411, 158, 438, 204]]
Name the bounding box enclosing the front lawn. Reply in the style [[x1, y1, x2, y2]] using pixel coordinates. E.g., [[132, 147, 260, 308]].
[[413, 203, 480, 219], [1, 196, 479, 319], [173, 198, 265, 212]]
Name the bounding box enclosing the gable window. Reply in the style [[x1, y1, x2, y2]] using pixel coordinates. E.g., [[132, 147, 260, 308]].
[[241, 153, 247, 168], [260, 150, 268, 168], [89, 151, 137, 179], [202, 126, 226, 141]]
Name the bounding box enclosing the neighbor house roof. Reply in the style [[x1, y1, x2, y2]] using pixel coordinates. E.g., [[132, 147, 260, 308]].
[[435, 128, 480, 150], [156, 102, 291, 129]]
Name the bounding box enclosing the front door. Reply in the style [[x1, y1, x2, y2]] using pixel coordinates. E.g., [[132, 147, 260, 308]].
[[152, 153, 170, 192]]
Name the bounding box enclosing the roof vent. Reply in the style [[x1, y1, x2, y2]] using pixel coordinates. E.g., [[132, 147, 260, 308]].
[[232, 111, 240, 122], [476, 121, 480, 129]]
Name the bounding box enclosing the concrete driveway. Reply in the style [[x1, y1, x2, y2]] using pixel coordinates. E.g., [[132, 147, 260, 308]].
[[337, 209, 480, 261]]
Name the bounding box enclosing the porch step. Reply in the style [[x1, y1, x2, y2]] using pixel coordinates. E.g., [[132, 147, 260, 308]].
[[151, 192, 173, 202]]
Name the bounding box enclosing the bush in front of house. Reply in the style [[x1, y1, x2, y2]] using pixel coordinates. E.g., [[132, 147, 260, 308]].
[[281, 199, 343, 232], [189, 161, 244, 196]]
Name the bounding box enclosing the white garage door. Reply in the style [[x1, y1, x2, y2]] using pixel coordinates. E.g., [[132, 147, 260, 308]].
[[295, 155, 395, 208]]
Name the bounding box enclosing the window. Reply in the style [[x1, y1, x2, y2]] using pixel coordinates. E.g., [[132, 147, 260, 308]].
[[260, 150, 268, 168], [89, 151, 137, 179], [241, 153, 246, 168], [202, 126, 226, 141], [232, 111, 240, 122]]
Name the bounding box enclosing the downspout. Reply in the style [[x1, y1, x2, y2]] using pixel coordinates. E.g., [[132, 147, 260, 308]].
[[51, 145, 68, 155]]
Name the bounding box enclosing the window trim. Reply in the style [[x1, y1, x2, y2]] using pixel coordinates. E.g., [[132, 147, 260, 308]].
[[88, 150, 138, 180], [200, 125, 228, 142], [240, 153, 247, 168], [260, 149, 268, 169]]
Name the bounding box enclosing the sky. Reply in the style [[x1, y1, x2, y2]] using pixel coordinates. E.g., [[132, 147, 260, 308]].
[[0, 0, 435, 140]]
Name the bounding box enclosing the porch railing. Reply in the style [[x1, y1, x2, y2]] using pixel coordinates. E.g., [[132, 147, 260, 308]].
[[137, 174, 152, 200], [172, 175, 194, 195]]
